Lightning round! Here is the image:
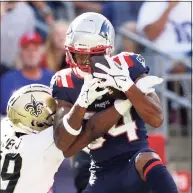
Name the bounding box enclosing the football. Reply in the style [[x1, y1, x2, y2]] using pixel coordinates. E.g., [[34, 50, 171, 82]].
[[90, 54, 127, 100]]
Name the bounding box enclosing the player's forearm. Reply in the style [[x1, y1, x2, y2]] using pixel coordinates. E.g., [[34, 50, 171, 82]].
[[125, 85, 163, 128], [88, 105, 122, 136], [63, 106, 121, 157], [63, 121, 94, 157], [54, 104, 87, 151], [144, 6, 173, 40], [67, 104, 87, 130]]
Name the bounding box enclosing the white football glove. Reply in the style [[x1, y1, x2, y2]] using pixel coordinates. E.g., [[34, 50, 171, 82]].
[[76, 75, 109, 108], [93, 54, 134, 92], [93, 55, 163, 94], [114, 76, 164, 115], [136, 76, 163, 94]]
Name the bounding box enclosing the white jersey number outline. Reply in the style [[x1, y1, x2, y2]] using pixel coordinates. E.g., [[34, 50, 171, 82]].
[[88, 110, 138, 150]]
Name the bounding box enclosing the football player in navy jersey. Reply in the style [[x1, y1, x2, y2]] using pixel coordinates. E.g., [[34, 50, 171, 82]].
[[51, 12, 179, 193]]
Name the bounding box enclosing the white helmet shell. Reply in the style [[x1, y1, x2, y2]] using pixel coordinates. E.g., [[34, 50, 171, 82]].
[[65, 12, 115, 55]]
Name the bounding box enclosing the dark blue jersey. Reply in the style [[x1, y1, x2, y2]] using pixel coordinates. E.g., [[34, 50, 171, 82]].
[[51, 52, 150, 164]]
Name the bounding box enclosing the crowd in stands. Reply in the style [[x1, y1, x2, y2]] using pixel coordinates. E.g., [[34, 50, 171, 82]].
[[0, 1, 191, 135]]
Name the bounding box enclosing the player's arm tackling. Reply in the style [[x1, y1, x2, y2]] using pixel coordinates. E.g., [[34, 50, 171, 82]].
[[53, 75, 108, 152], [53, 99, 87, 152], [63, 104, 125, 157], [55, 99, 120, 157]]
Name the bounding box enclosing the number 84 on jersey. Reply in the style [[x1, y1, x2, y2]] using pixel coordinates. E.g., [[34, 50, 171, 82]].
[[88, 111, 139, 150]]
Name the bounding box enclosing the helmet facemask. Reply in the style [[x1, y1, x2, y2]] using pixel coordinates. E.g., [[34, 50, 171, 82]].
[[66, 50, 109, 78]]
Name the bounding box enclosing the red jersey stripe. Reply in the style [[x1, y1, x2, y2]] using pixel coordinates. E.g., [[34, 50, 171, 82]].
[[113, 56, 121, 65], [123, 55, 134, 67], [66, 73, 74, 88], [144, 160, 162, 180], [57, 72, 63, 87]]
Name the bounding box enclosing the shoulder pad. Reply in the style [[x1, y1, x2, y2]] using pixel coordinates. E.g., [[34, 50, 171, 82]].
[[50, 68, 74, 88], [112, 52, 146, 68], [112, 52, 149, 82], [1, 118, 15, 142]]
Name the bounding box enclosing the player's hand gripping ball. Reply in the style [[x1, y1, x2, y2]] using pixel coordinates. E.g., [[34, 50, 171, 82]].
[[90, 55, 127, 100]]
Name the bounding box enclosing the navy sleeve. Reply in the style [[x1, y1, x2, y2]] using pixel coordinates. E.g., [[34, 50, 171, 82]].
[[113, 52, 149, 82], [114, 52, 149, 82], [50, 73, 71, 103], [128, 53, 149, 82]]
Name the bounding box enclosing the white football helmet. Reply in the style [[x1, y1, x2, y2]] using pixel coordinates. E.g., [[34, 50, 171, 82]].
[[65, 12, 115, 77], [7, 84, 56, 134]]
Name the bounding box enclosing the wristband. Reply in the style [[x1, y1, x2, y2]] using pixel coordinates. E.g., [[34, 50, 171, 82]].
[[114, 99, 132, 115], [63, 115, 82, 136]]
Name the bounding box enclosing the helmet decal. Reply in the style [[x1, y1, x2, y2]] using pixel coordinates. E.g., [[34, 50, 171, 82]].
[[24, 95, 44, 117], [99, 20, 110, 40]]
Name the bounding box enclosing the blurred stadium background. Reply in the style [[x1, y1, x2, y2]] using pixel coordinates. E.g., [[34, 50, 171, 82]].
[[0, 1, 192, 193]]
